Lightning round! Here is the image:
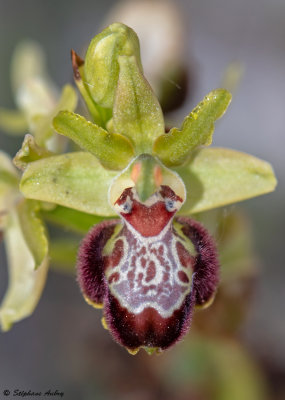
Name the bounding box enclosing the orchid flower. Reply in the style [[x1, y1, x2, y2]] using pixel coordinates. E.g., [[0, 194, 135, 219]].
[[1, 24, 276, 354]]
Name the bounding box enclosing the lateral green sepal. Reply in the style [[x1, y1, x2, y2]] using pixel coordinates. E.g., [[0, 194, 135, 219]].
[[19, 152, 118, 216], [176, 147, 277, 214]]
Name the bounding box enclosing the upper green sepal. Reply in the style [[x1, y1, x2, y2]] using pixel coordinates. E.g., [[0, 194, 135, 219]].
[[113, 55, 165, 153], [53, 110, 134, 170], [153, 89, 232, 166], [84, 23, 142, 109]]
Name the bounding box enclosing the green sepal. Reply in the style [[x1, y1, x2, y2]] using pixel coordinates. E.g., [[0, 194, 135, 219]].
[[17, 199, 49, 270], [0, 108, 28, 135], [32, 84, 78, 147], [19, 152, 118, 216], [42, 205, 110, 234], [113, 55, 164, 153], [153, 89, 232, 166], [71, 50, 112, 128], [53, 110, 134, 170], [0, 209, 49, 331], [13, 134, 53, 170], [84, 23, 142, 109], [176, 147, 277, 215]]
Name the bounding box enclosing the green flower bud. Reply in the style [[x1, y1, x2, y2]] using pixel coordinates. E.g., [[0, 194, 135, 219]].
[[84, 23, 142, 109]]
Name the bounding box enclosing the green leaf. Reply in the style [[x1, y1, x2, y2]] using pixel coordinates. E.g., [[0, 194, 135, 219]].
[[17, 199, 49, 270], [53, 111, 134, 170], [153, 89, 232, 166], [20, 152, 118, 216], [176, 147, 277, 214], [84, 23, 142, 109], [13, 134, 53, 170], [113, 55, 165, 153], [0, 210, 49, 331], [0, 108, 28, 135], [42, 205, 111, 233]]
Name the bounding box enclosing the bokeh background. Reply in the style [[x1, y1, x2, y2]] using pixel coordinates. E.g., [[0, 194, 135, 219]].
[[0, 0, 284, 399]]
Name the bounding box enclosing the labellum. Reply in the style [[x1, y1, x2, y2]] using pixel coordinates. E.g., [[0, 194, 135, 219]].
[[77, 156, 219, 354]]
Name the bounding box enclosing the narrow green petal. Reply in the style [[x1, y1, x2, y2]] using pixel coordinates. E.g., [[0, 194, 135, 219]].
[[176, 147, 277, 214], [20, 152, 118, 216], [113, 55, 164, 153], [13, 134, 53, 170], [42, 205, 110, 233], [17, 199, 49, 270], [53, 111, 134, 170], [84, 23, 142, 109], [0, 210, 49, 331], [0, 108, 28, 135], [153, 89, 232, 166]]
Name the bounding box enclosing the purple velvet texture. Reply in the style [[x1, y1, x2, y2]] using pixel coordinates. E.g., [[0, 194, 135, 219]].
[[77, 219, 120, 305], [76, 216, 219, 351], [176, 217, 219, 306]]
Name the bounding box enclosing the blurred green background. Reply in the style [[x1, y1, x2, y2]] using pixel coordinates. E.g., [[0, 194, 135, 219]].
[[0, 1, 284, 399]]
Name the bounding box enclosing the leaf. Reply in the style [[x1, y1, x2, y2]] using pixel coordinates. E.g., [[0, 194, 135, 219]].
[[0, 108, 28, 135], [0, 210, 49, 331], [20, 152, 118, 216], [53, 111, 134, 170], [176, 147, 277, 214], [42, 205, 110, 233], [84, 23, 142, 109], [17, 199, 49, 270], [13, 134, 53, 170], [113, 55, 165, 153], [153, 89, 232, 166]]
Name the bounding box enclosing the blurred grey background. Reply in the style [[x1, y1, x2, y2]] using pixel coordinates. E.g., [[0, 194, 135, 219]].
[[0, 0, 284, 399]]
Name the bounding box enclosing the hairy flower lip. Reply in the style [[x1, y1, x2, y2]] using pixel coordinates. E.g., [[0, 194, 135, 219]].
[[77, 197, 219, 353]]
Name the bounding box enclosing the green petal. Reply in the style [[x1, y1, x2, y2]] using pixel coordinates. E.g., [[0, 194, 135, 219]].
[[113, 55, 164, 153], [42, 205, 111, 233], [17, 199, 49, 270], [153, 89, 232, 166], [176, 147, 277, 214], [84, 23, 142, 109], [13, 134, 53, 170], [0, 152, 19, 214], [0, 108, 28, 135], [20, 152, 118, 216], [0, 210, 49, 331], [53, 111, 134, 170]]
